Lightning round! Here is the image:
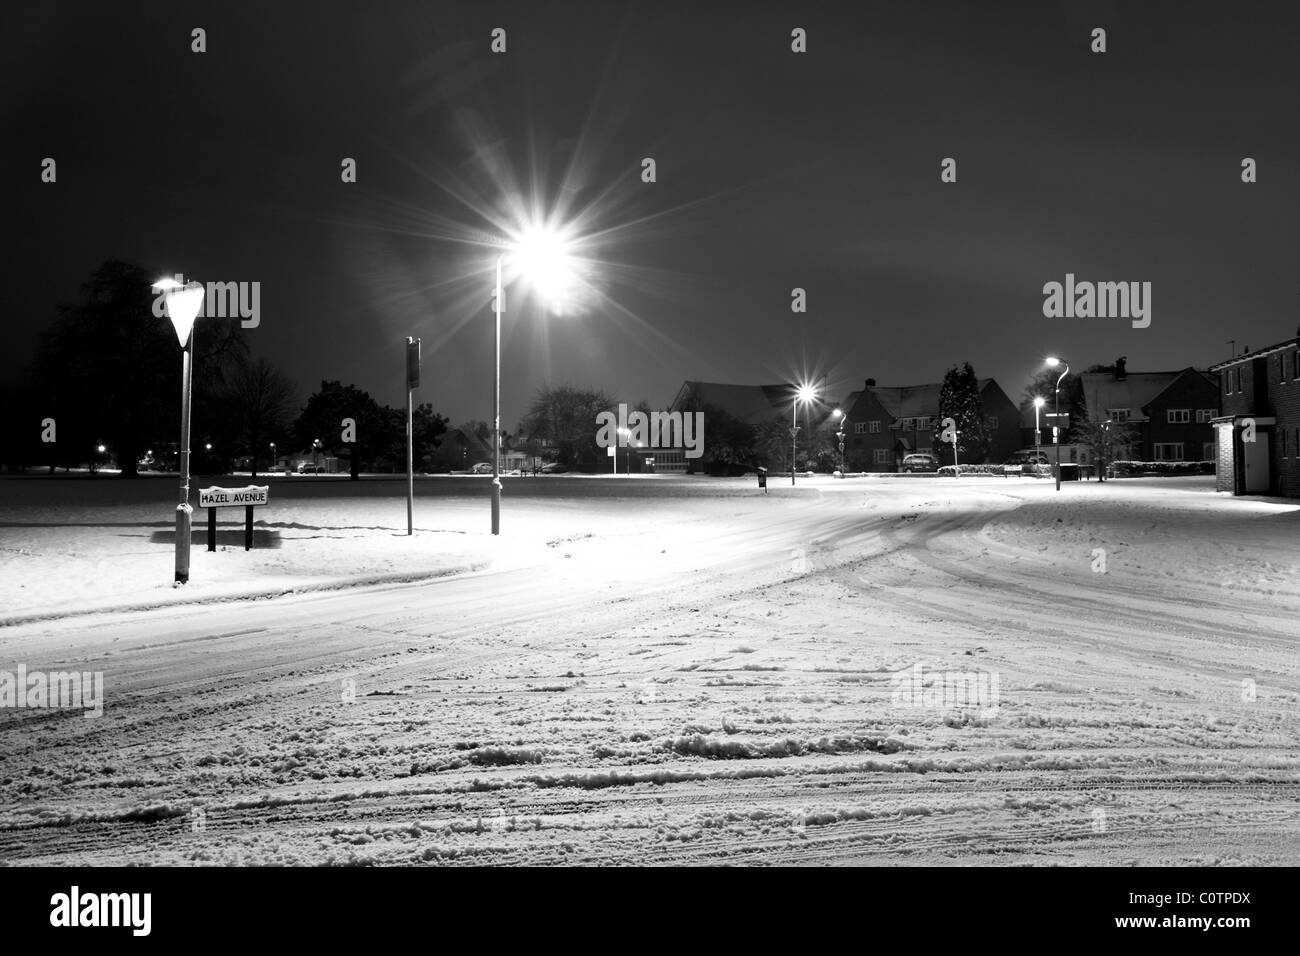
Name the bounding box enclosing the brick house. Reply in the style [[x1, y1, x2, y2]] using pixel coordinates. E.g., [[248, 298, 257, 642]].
[[1080, 364, 1220, 463], [836, 378, 1021, 472], [1209, 334, 1300, 497]]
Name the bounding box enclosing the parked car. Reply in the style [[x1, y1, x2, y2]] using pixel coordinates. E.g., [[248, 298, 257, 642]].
[[469, 462, 493, 474], [1002, 451, 1051, 475], [900, 453, 940, 473], [297, 462, 323, 474], [539, 462, 568, 474]]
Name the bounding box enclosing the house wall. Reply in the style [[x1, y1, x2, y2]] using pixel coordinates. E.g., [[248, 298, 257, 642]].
[[1267, 346, 1300, 497], [1142, 373, 1220, 461], [980, 384, 1022, 462], [841, 391, 898, 472]]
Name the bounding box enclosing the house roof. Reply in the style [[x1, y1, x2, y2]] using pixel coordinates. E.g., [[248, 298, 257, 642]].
[[862, 379, 994, 419], [1209, 336, 1300, 371], [1081, 368, 1216, 421]]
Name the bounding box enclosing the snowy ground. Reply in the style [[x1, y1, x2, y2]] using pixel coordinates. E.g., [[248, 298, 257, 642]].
[[1, 473, 1298, 865]]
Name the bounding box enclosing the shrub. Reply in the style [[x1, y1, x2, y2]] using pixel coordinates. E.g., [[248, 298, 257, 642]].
[[1108, 460, 1214, 477]]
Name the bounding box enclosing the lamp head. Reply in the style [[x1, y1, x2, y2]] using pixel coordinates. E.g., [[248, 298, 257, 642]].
[[153, 277, 205, 347], [796, 384, 817, 404], [1033, 396, 1046, 408], [1045, 357, 1060, 368]]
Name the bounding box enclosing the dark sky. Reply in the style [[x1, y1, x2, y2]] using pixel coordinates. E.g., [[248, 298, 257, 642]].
[[4, 0, 1298, 428]]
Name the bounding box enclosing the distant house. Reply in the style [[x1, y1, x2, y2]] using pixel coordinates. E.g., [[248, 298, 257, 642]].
[[837, 378, 1021, 472], [428, 427, 493, 472], [1209, 333, 1300, 497], [1080, 362, 1220, 463]]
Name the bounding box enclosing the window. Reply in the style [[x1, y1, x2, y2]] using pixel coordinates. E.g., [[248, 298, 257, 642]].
[[872, 448, 890, 465], [1294, 351, 1300, 381], [868, 420, 881, 433], [1196, 409, 1215, 423], [1284, 430, 1291, 459], [853, 422, 868, 434], [1153, 443, 1184, 461], [986, 416, 999, 430], [1283, 353, 1291, 382], [916, 416, 932, 431], [1167, 409, 1191, 424], [1202, 442, 1215, 461], [1226, 368, 1237, 394], [1109, 409, 1130, 424], [899, 418, 916, 431]]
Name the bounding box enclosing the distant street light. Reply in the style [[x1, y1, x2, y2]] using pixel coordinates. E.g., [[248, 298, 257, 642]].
[[313, 438, 322, 473], [1045, 357, 1070, 491], [490, 222, 579, 533], [152, 276, 206, 585], [617, 427, 631, 475], [269, 442, 276, 474], [791, 384, 817, 485]]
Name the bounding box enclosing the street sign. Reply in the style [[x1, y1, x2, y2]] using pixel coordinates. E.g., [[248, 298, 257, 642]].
[[198, 486, 268, 552], [406, 336, 421, 390], [199, 485, 268, 507]]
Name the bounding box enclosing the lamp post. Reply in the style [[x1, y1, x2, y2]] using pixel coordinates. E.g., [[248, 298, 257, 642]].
[[832, 408, 847, 475], [313, 438, 322, 473], [791, 384, 817, 485], [1032, 396, 1045, 478], [269, 442, 276, 475], [152, 276, 206, 585], [1045, 357, 1069, 491], [489, 224, 577, 534]]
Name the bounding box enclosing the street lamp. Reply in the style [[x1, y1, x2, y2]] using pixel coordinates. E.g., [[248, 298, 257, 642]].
[[152, 276, 206, 585], [313, 438, 322, 473], [832, 408, 847, 475], [791, 384, 817, 485], [269, 442, 276, 474], [490, 223, 577, 534], [1032, 396, 1045, 478], [1045, 357, 1069, 491]]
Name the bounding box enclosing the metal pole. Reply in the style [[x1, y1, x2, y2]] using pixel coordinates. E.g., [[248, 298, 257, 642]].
[[1054, 364, 1068, 491], [791, 400, 797, 486], [1034, 405, 1042, 479], [175, 338, 193, 584], [491, 256, 502, 534], [406, 386, 414, 536]]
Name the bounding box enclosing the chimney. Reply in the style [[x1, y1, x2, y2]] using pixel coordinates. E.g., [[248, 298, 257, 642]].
[[864, 378, 876, 389], [1114, 356, 1127, 381]]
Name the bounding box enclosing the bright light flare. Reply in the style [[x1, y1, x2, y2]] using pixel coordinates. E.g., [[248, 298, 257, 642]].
[[1045, 357, 1060, 368], [796, 384, 817, 404], [1033, 396, 1046, 408], [502, 220, 585, 314]]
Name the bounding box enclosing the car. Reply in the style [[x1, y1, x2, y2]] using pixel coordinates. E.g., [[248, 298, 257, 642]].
[[900, 453, 940, 473], [469, 462, 493, 474], [1002, 451, 1052, 475], [297, 462, 323, 474], [539, 462, 568, 474]]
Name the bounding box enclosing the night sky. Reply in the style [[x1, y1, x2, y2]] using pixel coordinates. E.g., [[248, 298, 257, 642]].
[[5, 0, 1298, 428]]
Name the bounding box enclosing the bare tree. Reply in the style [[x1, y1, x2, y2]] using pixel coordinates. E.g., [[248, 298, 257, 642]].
[[224, 357, 298, 476]]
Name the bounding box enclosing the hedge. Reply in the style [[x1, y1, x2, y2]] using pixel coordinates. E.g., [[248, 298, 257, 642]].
[[1107, 460, 1215, 477]]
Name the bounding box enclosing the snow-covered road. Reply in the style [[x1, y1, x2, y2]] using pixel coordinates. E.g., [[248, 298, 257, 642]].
[[1, 475, 1297, 864]]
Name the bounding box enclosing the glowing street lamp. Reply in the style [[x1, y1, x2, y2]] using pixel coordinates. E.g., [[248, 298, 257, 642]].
[[791, 384, 817, 485], [490, 222, 578, 533], [1045, 357, 1070, 491], [152, 276, 206, 585]]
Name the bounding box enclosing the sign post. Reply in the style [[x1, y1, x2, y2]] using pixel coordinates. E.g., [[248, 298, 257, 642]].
[[198, 485, 269, 553], [405, 337, 420, 537], [941, 417, 959, 477]]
